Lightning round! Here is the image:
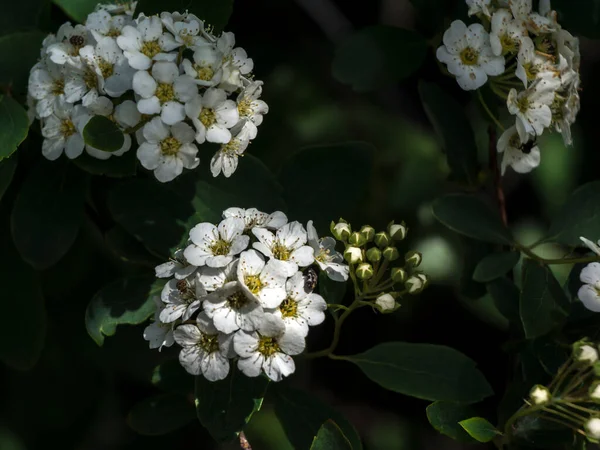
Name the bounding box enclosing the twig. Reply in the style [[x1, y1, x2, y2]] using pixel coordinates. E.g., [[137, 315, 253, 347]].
[[488, 125, 508, 226]]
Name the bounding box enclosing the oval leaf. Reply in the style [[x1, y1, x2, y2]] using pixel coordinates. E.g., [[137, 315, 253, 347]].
[[520, 260, 570, 339], [548, 181, 600, 246], [311, 420, 352, 450], [136, 0, 234, 33], [419, 81, 478, 185], [195, 370, 269, 443], [85, 276, 162, 346], [486, 277, 522, 334], [53, 0, 99, 22], [274, 385, 363, 450], [432, 194, 513, 245], [426, 401, 477, 443], [128, 393, 195, 436], [74, 150, 137, 178], [459, 417, 500, 443], [0, 31, 46, 100], [345, 342, 493, 404], [11, 159, 89, 270], [332, 26, 426, 92], [0, 95, 29, 160], [0, 156, 17, 202], [473, 251, 520, 283], [83, 115, 125, 152]]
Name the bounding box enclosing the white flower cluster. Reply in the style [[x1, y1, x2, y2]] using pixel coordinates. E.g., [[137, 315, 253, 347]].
[[436, 0, 581, 175], [143, 207, 350, 382], [27, 2, 268, 182], [578, 237, 600, 312]]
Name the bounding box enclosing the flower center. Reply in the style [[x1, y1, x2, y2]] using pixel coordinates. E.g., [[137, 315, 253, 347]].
[[534, 34, 556, 56], [176, 279, 196, 301], [221, 139, 241, 156], [272, 242, 290, 261], [156, 82, 175, 103], [523, 62, 538, 81], [509, 133, 521, 149], [226, 291, 248, 310], [84, 68, 97, 89], [199, 108, 216, 128], [181, 33, 195, 47], [500, 34, 518, 54], [210, 239, 231, 256], [279, 298, 298, 318], [141, 40, 161, 58], [257, 335, 280, 357], [98, 59, 114, 78], [315, 248, 330, 263], [237, 98, 253, 117], [107, 28, 122, 38], [160, 136, 181, 156], [51, 79, 65, 95], [194, 65, 214, 81], [460, 47, 479, 66], [517, 95, 530, 113], [245, 275, 263, 294], [199, 333, 220, 353], [60, 119, 76, 137]]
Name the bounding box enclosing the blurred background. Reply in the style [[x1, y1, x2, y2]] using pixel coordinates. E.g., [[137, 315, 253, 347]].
[[1, 0, 600, 449]]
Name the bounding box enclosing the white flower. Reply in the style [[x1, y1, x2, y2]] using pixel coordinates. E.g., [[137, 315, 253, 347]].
[[344, 246, 363, 264], [47, 23, 90, 66], [235, 81, 268, 139], [155, 248, 198, 280], [173, 312, 234, 380], [184, 218, 249, 268], [578, 263, 600, 313], [375, 293, 396, 312], [97, 1, 137, 15], [159, 274, 207, 323], [116, 16, 178, 70], [28, 61, 66, 118], [581, 237, 600, 257], [85, 98, 136, 160], [306, 220, 349, 282], [136, 117, 200, 182], [41, 101, 90, 160], [586, 418, 600, 440], [507, 74, 560, 140], [436, 20, 504, 91], [143, 296, 176, 350], [406, 273, 428, 294], [160, 12, 206, 48], [185, 87, 239, 144], [554, 29, 580, 71], [252, 221, 315, 276], [489, 9, 528, 56], [223, 207, 288, 231], [181, 43, 224, 87], [234, 315, 305, 382], [237, 249, 288, 308], [79, 37, 135, 98], [133, 61, 198, 125], [497, 125, 540, 175], [577, 345, 599, 364], [210, 124, 252, 178], [509, 0, 557, 34], [85, 10, 131, 41], [515, 38, 546, 88], [197, 260, 237, 292], [529, 385, 550, 404], [466, 0, 492, 17], [272, 272, 326, 337], [217, 32, 254, 92]]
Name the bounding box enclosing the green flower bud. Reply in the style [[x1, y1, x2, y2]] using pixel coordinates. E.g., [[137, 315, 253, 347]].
[[405, 251, 422, 268], [331, 222, 351, 241], [374, 232, 391, 248], [383, 246, 400, 261], [391, 267, 407, 284], [366, 247, 382, 263], [375, 293, 395, 312], [590, 381, 600, 402], [405, 273, 428, 294], [573, 340, 599, 365], [356, 263, 374, 280], [349, 231, 367, 247], [388, 221, 407, 241], [529, 385, 550, 405], [344, 246, 362, 264], [360, 225, 375, 242]]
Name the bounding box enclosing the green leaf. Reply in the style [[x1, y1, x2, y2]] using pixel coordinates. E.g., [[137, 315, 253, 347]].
[[552, 0, 600, 39], [520, 259, 570, 339], [0, 156, 17, 202], [74, 149, 137, 177], [274, 385, 363, 450], [195, 370, 269, 443], [419, 81, 479, 185], [151, 360, 194, 396], [0, 212, 45, 370], [0, 95, 29, 160], [0, 0, 46, 35], [473, 252, 520, 283], [83, 115, 125, 152], [85, 276, 162, 346], [105, 225, 159, 266], [52, 0, 98, 23], [279, 142, 375, 230], [426, 401, 477, 443], [0, 31, 46, 99], [432, 194, 513, 245], [345, 342, 493, 403], [136, 0, 234, 33], [332, 26, 426, 92], [486, 277, 522, 334], [548, 181, 600, 246], [128, 393, 196, 436], [11, 159, 89, 270], [311, 420, 353, 450], [458, 417, 500, 443]]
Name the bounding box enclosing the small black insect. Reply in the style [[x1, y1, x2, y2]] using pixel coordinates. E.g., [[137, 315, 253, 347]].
[[69, 35, 85, 47], [521, 139, 537, 155], [304, 267, 318, 291]]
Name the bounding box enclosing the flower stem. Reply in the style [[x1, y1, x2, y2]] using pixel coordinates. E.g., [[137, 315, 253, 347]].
[[516, 244, 598, 265], [478, 90, 505, 131]]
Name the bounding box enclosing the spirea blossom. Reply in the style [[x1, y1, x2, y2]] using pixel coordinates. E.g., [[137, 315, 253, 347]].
[[27, 1, 268, 182], [143, 207, 349, 382]]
